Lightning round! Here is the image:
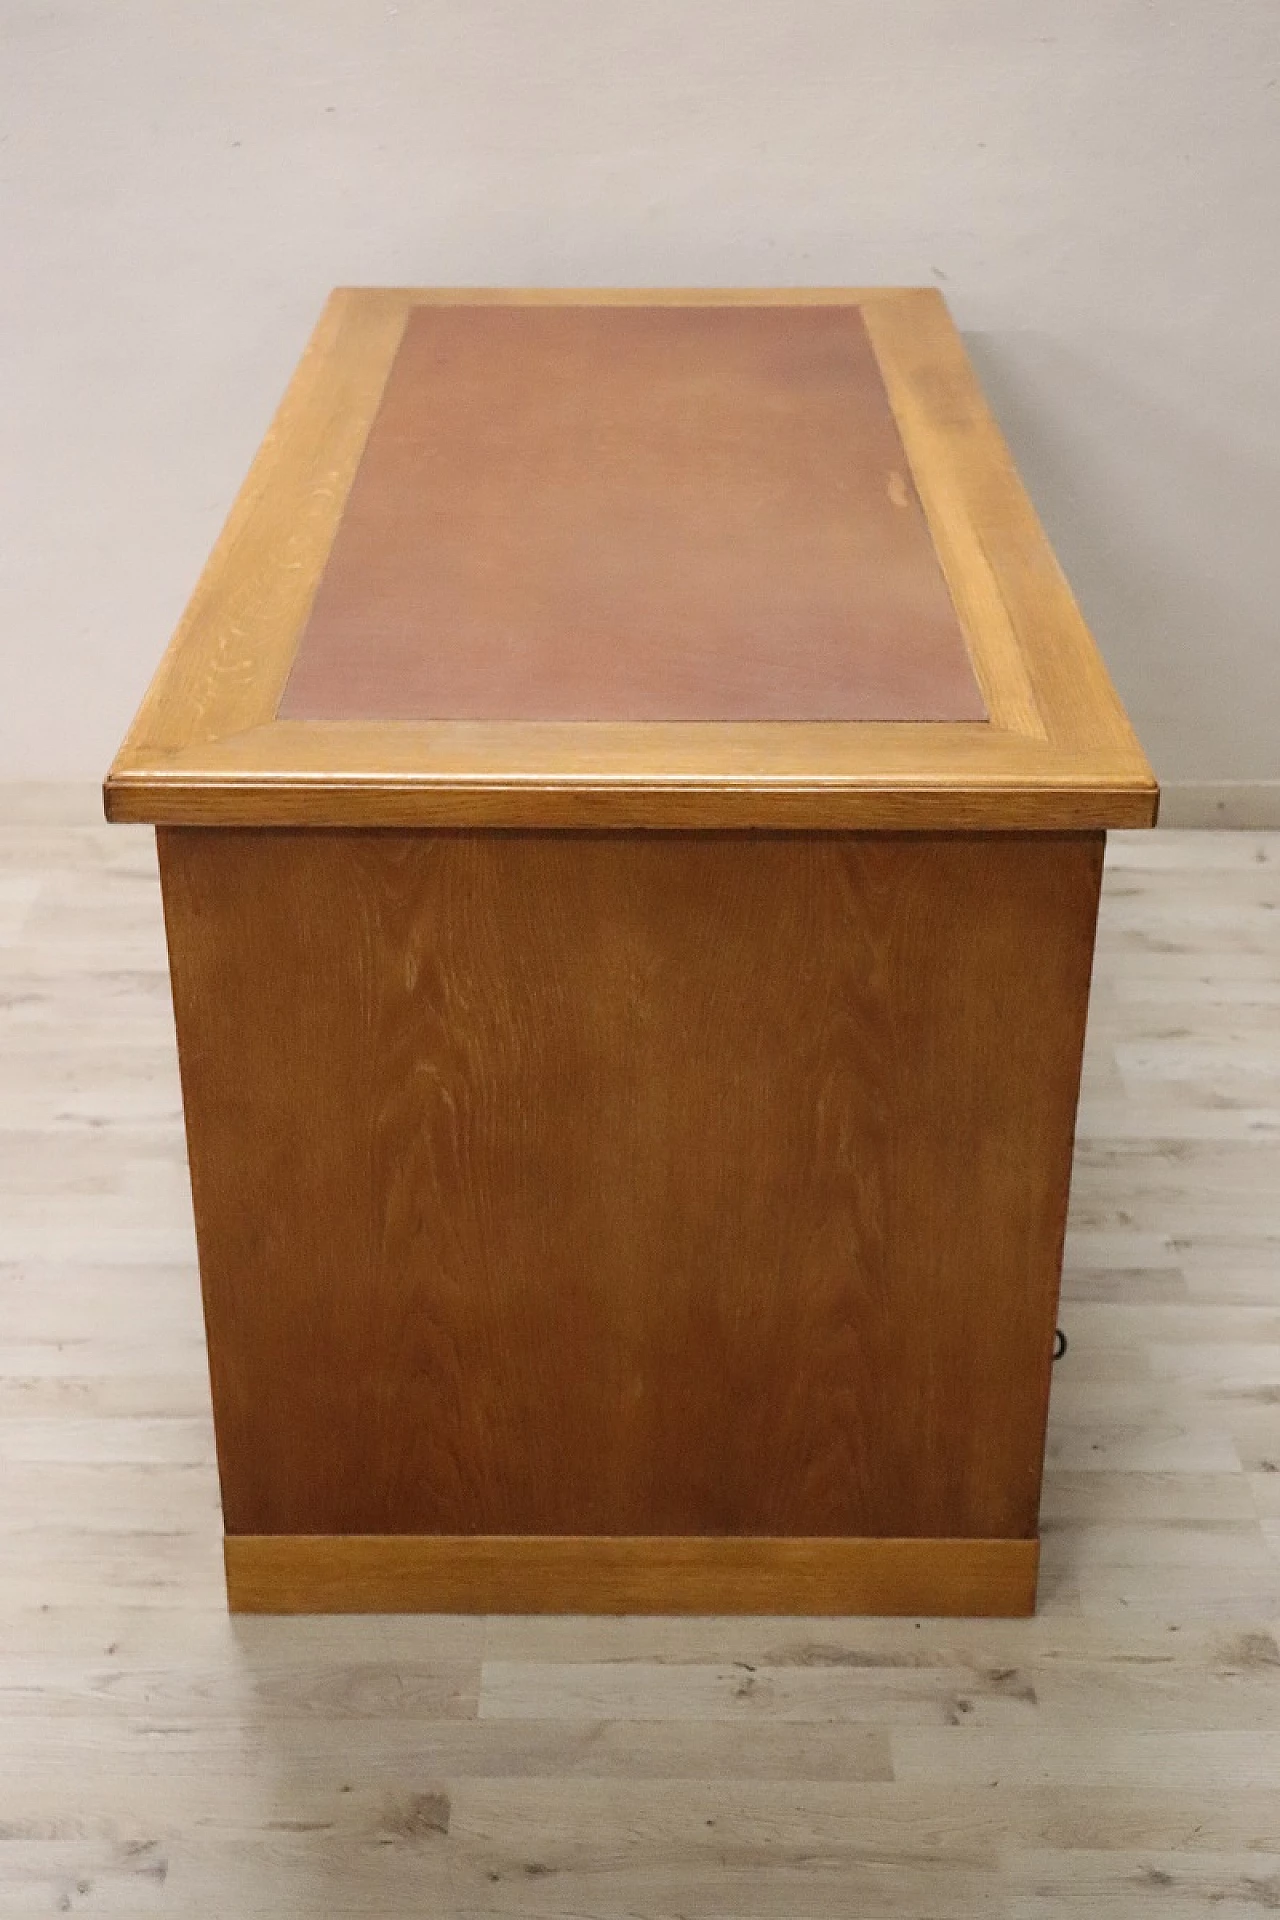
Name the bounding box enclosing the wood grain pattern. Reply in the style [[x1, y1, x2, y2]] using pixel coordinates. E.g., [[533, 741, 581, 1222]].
[[224, 1535, 1040, 1616], [104, 286, 1158, 831], [4, 812, 1280, 1915], [111, 719, 1156, 830], [107, 292, 409, 757], [157, 825, 1103, 1563]]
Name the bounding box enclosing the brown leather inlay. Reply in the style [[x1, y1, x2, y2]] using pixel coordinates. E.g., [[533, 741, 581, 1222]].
[[278, 304, 987, 724]]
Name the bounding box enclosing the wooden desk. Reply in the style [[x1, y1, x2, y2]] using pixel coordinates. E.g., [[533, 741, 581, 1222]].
[[106, 288, 1157, 1616]]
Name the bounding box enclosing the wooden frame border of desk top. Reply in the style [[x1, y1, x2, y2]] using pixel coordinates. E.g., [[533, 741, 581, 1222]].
[[224, 1534, 1039, 1617], [105, 286, 1156, 832]]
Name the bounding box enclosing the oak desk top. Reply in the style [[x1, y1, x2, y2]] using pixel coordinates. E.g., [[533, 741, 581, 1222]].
[[105, 287, 1157, 831]]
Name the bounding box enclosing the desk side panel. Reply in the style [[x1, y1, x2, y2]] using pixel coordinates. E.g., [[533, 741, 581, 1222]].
[[157, 826, 1102, 1548]]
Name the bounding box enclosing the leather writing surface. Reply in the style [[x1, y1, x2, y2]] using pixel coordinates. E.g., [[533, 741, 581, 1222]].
[[278, 303, 987, 724]]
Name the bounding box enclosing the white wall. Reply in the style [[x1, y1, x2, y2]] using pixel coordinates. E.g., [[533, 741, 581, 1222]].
[[3, 1, 1278, 807]]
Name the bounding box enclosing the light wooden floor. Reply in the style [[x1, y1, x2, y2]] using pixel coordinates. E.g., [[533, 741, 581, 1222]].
[[1, 823, 1278, 1917]]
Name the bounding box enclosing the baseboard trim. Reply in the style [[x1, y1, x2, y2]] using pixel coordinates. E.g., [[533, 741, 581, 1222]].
[[1156, 782, 1280, 829], [0, 781, 105, 825], [223, 1532, 1039, 1616]]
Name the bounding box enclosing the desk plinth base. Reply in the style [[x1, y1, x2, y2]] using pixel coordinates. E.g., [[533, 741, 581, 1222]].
[[225, 1534, 1039, 1616], [158, 825, 1104, 1619]]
